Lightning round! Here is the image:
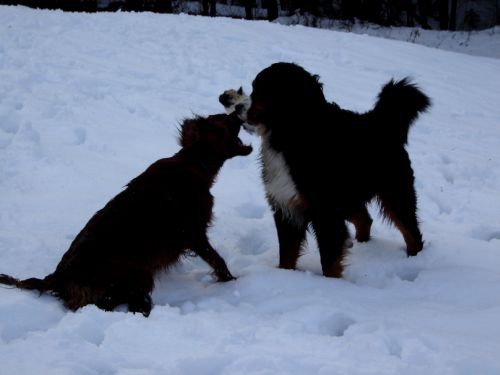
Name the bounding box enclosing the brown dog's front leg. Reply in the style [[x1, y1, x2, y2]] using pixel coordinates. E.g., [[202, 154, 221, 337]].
[[193, 240, 235, 282]]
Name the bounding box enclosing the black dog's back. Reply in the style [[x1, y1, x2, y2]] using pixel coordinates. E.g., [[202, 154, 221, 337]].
[[309, 78, 430, 198]]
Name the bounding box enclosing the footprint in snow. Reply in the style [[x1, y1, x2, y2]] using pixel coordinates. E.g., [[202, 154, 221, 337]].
[[394, 265, 421, 282], [471, 225, 500, 242], [319, 313, 356, 337], [73, 127, 87, 145], [237, 229, 268, 255], [426, 192, 452, 215], [0, 113, 21, 150], [235, 202, 267, 220]]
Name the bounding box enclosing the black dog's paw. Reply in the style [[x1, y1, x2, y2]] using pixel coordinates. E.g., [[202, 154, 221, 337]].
[[128, 293, 152, 317]]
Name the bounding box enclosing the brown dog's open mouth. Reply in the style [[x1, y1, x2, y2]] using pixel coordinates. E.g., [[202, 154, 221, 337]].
[[234, 137, 253, 156]]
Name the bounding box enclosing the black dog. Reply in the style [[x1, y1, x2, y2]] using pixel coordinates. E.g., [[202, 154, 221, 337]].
[[223, 62, 430, 277], [0, 113, 252, 316]]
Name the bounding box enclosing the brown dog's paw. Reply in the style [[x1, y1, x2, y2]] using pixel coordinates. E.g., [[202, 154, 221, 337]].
[[406, 239, 424, 257], [213, 270, 237, 282]]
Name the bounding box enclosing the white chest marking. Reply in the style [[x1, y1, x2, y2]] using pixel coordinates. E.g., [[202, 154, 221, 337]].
[[260, 133, 305, 224]]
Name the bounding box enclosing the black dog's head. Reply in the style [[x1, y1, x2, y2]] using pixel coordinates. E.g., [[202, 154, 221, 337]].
[[246, 62, 328, 133], [180, 113, 252, 158]]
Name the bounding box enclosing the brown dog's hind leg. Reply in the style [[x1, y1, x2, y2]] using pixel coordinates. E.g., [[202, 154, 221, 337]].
[[127, 292, 153, 317], [274, 209, 307, 270], [92, 270, 154, 317]]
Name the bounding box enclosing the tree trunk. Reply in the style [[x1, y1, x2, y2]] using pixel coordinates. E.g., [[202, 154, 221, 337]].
[[497, 0, 500, 25], [406, 0, 416, 27], [340, 0, 359, 21], [439, 0, 449, 29], [449, 0, 457, 30], [267, 0, 279, 21], [209, 0, 216, 17], [156, 0, 172, 13], [202, 0, 209, 16], [417, 0, 432, 29], [244, 0, 254, 20]]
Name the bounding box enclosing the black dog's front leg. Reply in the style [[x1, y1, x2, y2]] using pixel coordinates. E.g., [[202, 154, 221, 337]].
[[193, 239, 235, 282], [311, 213, 349, 278], [274, 209, 307, 270]]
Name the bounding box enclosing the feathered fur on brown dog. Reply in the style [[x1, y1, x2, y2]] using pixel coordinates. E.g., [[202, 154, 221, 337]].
[[0, 113, 252, 316]]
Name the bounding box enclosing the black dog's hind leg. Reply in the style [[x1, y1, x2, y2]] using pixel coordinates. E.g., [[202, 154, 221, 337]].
[[379, 195, 423, 256], [348, 205, 373, 242], [311, 212, 349, 278], [378, 160, 423, 256], [274, 209, 307, 270], [193, 238, 236, 282]]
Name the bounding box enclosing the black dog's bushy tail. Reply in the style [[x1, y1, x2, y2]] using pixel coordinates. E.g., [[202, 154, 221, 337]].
[[0, 273, 50, 292], [373, 78, 431, 144]]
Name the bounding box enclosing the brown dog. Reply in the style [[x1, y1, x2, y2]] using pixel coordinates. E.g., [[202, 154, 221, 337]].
[[0, 113, 252, 316]]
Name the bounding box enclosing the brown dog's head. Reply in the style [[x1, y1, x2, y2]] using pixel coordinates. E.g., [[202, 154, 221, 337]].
[[180, 113, 252, 159]]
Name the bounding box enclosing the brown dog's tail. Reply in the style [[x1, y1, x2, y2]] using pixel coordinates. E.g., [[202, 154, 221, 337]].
[[373, 78, 431, 145], [0, 273, 50, 292]]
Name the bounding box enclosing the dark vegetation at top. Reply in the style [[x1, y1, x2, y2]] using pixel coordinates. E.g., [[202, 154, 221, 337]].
[[1, 1, 499, 31]]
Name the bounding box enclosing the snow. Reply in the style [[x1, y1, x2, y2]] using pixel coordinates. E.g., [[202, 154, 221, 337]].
[[1, 6, 500, 375], [277, 15, 500, 59]]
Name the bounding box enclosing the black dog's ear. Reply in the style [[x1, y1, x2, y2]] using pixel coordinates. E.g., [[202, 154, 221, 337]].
[[237, 86, 243, 95], [179, 118, 202, 149]]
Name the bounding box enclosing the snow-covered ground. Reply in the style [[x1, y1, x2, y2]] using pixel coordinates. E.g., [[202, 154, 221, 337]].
[[277, 15, 500, 59], [177, 1, 500, 59], [1, 6, 500, 375]]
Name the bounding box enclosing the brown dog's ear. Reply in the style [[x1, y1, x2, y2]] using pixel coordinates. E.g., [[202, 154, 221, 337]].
[[179, 118, 201, 149]]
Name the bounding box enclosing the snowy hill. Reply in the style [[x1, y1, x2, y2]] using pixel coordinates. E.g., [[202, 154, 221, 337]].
[[277, 16, 500, 59], [1, 6, 500, 375]]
